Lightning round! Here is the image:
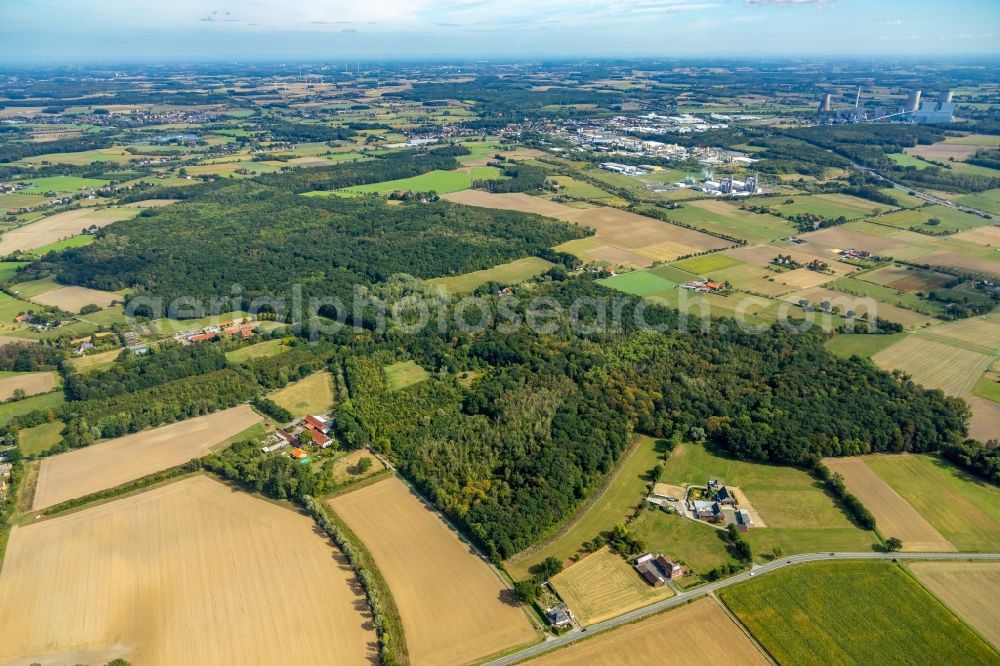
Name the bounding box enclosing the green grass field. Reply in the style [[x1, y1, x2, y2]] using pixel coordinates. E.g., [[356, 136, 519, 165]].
[[664, 443, 875, 556], [672, 253, 743, 275], [955, 189, 1000, 216], [873, 204, 990, 234], [974, 375, 1000, 403], [20, 176, 109, 193], [426, 256, 554, 294], [383, 360, 429, 392], [506, 435, 665, 580], [629, 508, 739, 575], [863, 453, 1000, 552], [888, 153, 934, 169], [596, 270, 677, 296], [0, 193, 47, 211], [22, 235, 95, 257], [655, 202, 797, 244], [66, 349, 121, 373], [225, 338, 289, 363], [9, 276, 61, 299], [826, 276, 944, 316], [322, 166, 500, 196], [18, 420, 64, 456], [0, 391, 64, 428], [773, 193, 888, 220], [0, 262, 27, 285], [720, 561, 998, 666], [825, 332, 909, 359], [549, 176, 616, 201]]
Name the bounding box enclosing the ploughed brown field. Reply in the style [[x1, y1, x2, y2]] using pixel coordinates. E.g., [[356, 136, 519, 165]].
[[909, 562, 1000, 649], [0, 475, 377, 666], [32, 405, 262, 510], [329, 476, 537, 665], [529, 597, 770, 665], [824, 456, 955, 552]]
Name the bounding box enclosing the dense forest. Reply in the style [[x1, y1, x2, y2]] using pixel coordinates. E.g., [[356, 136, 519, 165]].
[[44, 180, 588, 310]]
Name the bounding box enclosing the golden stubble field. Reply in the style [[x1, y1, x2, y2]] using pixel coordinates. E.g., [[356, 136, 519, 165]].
[[0, 371, 56, 401], [0, 475, 377, 666], [529, 597, 770, 666], [329, 476, 537, 665], [909, 562, 1000, 649], [30, 285, 118, 312], [0, 208, 137, 255], [32, 405, 262, 510], [824, 457, 955, 552]]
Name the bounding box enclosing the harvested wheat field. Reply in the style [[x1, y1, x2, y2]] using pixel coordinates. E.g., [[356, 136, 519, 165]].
[[798, 225, 904, 254], [913, 252, 1000, 279], [0, 475, 376, 666], [0, 371, 56, 401], [32, 405, 262, 510], [909, 562, 1000, 649], [444, 190, 578, 218], [968, 395, 1000, 443], [953, 225, 1000, 247], [824, 457, 955, 551], [550, 547, 674, 626], [29, 285, 118, 312], [872, 335, 992, 397], [862, 265, 953, 292], [529, 597, 769, 666], [773, 268, 836, 289], [905, 142, 981, 162], [0, 208, 137, 256], [329, 476, 537, 665]]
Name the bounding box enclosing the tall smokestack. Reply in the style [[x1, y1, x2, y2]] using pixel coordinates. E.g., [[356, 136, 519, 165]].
[[904, 90, 922, 113], [819, 93, 832, 113]]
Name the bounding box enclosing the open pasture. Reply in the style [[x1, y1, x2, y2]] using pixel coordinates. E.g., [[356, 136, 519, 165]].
[[29, 285, 118, 312], [823, 456, 954, 551], [329, 476, 537, 666], [267, 371, 334, 417], [909, 562, 1000, 650], [671, 252, 742, 275], [824, 277, 943, 318], [863, 453, 1000, 552], [530, 597, 769, 666], [335, 166, 498, 196], [444, 189, 580, 218], [0, 475, 377, 666], [0, 370, 57, 401], [910, 251, 1000, 279], [0, 192, 46, 211], [953, 224, 1000, 246], [383, 360, 429, 392], [0, 207, 138, 256], [662, 200, 797, 243], [18, 176, 108, 194], [224, 338, 289, 363], [0, 390, 64, 428], [629, 509, 741, 575], [873, 205, 990, 234], [32, 405, 263, 510], [956, 189, 1000, 216], [860, 264, 952, 291], [507, 436, 664, 580], [773, 267, 836, 289], [550, 547, 673, 626], [17, 420, 65, 456], [824, 331, 909, 359], [905, 140, 982, 162], [597, 270, 677, 296], [888, 152, 933, 169], [719, 561, 997, 666], [774, 193, 887, 220], [796, 223, 905, 254], [427, 256, 554, 294]]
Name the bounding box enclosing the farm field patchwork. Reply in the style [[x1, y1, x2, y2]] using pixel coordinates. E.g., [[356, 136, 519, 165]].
[[773, 193, 889, 219], [507, 436, 664, 580], [860, 264, 953, 291], [529, 597, 769, 666], [32, 405, 263, 510], [909, 562, 1000, 650], [0, 475, 377, 666], [719, 561, 998, 666], [267, 371, 334, 417], [549, 547, 673, 626], [872, 204, 991, 234], [824, 331, 909, 358], [329, 476, 537, 666], [0, 370, 57, 401], [872, 334, 991, 397], [955, 189, 1000, 215], [427, 256, 554, 293], [862, 453, 1000, 552], [953, 224, 1000, 246], [659, 200, 797, 244], [823, 456, 955, 551]]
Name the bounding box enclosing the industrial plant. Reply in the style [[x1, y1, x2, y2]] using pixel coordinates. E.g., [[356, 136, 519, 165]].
[[816, 88, 955, 124]]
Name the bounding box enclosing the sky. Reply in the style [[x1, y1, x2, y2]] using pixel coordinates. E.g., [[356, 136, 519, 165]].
[[1, 0, 998, 62]]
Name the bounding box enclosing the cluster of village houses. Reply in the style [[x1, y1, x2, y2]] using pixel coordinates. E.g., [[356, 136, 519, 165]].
[[175, 320, 258, 345]]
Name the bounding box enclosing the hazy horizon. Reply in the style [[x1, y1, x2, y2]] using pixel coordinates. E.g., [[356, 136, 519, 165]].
[[2, 0, 998, 64]]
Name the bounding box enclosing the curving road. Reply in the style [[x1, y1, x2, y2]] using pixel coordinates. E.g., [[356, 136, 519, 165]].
[[485, 551, 1000, 666], [855, 165, 997, 220]]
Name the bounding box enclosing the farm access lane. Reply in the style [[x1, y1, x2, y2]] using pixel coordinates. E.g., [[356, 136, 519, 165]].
[[485, 551, 1000, 666]]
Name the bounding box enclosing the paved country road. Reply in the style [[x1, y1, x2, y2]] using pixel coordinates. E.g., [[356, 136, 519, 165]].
[[485, 551, 1000, 666]]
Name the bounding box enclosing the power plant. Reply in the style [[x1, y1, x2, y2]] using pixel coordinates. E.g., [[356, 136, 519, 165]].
[[816, 88, 955, 125]]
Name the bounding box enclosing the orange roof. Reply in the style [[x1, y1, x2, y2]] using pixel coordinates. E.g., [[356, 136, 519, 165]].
[[309, 429, 331, 446], [291, 448, 307, 459], [189, 333, 215, 342], [704, 282, 723, 289]]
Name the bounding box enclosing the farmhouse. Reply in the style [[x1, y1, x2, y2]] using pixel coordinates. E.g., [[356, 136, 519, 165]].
[[635, 560, 665, 587], [635, 552, 683, 586], [715, 486, 737, 506], [693, 499, 725, 522], [304, 414, 330, 434], [546, 602, 574, 628], [654, 554, 684, 580]]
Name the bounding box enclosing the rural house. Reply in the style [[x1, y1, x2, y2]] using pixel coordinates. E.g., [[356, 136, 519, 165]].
[[653, 555, 684, 580]]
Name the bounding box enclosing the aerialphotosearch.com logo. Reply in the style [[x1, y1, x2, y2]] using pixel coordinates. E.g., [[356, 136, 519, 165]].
[[122, 281, 885, 340]]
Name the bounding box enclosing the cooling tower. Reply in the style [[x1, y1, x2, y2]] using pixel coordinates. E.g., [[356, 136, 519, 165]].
[[904, 90, 922, 113]]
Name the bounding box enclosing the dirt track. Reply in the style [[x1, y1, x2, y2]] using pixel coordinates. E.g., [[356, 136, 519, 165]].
[[0, 475, 376, 665], [32, 405, 262, 510], [329, 476, 537, 665]]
